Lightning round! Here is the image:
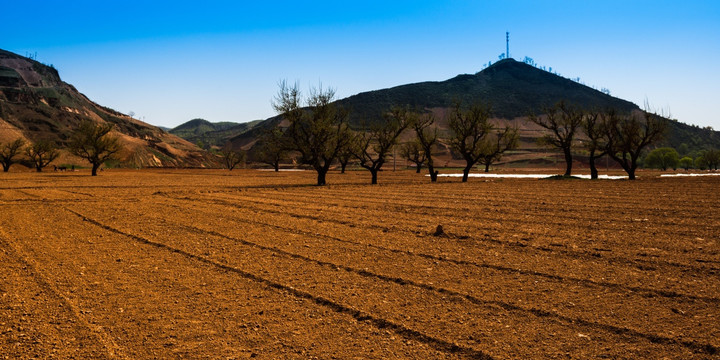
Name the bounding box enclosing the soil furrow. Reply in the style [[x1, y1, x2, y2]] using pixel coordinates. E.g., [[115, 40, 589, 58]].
[[78, 200, 720, 355], [160, 193, 720, 299], [0, 231, 126, 359], [210, 190, 719, 253], [65, 207, 496, 359]]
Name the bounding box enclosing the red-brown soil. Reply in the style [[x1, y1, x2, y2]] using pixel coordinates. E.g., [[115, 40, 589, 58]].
[[1, 169, 718, 359]]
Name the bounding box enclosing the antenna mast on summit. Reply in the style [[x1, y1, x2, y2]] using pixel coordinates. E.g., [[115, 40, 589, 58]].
[[506, 32, 510, 59]]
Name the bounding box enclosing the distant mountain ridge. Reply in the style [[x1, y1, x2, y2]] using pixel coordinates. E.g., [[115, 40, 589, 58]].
[[0, 48, 217, 168], [169, 118, 262, 149]]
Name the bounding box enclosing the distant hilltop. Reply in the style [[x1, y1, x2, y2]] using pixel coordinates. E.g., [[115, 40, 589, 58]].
[[227, 58, 718, 165], [0, 48, 218, 168]]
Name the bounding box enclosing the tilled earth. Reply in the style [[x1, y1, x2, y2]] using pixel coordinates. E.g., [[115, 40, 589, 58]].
[[0, 169, 718, 359]]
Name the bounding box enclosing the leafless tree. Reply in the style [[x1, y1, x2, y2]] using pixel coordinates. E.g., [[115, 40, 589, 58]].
[[0, 138, 26, 172], [68, 121, 122, 176], [273, 81, 352, 186], [603, 109, 666, 180], [448, 101, 493, 182], [582, 110, 608, 179], [400, 140, 426, 173], [26, 140, 59, 172], [529, 101, 583, 177], [254, 127, 287, 172], [353, 107, 411, 184], [413, 112, 439, 182], [337, 146, 354, 174], [477, 126, 519, 172], [219, 142, 246, 170]]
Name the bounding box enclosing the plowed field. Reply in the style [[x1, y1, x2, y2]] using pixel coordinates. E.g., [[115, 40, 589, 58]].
[[1, 169, 718, 359]]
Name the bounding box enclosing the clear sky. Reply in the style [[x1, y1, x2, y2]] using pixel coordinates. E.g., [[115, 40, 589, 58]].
[[3, 1, 719, 129]]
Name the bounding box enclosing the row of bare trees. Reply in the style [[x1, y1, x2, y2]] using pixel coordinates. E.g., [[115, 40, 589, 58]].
[[0, 121, 121, 176], [529, 101, 667, 180], [264, 82, 521, 185], [263, 83, 670, 184], [1, 138, 61, 173]]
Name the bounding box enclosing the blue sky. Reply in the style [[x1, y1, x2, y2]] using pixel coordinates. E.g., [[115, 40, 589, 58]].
[[3, 1, 719, 129]]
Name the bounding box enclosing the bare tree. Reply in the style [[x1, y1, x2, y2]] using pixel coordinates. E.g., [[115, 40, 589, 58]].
[[273, 81, 352, 186], [603, 109, 666, 180], [413, 112, 439, 182], [68, 121, 122, 176], [400, 140, 426, 173], [354, 107, 411, 184], [337, 146, 354, 174], [448, 101, 493, 182], [0, 138, 26, 172], [26, 140, 59, 172], [254, 127, 287, 172], [582, 110, 608, 179], [529, 101, 583, 177], [477, 126, 519, 172], [219, 142, 246, 170]]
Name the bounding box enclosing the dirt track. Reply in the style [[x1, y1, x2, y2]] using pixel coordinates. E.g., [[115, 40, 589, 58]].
[[1, 169, 718, 359]]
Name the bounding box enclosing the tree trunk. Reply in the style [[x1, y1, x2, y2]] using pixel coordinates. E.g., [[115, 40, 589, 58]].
[[484, 163, 491, 173], [92, 163, 100, 176], [36, 165, 42, 172], [462, 166, 471, 182], [370, 169, 378, 184], [589, 155, 598, 180], [627, 168, 636, 180], [2, 164, 8, 172], [415, 163, 421, 173], [427, 163, 438, 182], [274, 162, 279, 172], [563, 147, 573, 176], [316, 168, 327, 186], [341, 162, 347, 174]]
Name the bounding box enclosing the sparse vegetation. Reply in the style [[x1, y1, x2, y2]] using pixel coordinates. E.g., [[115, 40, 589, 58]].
[[68, 121, 122, 176], [273, 81, 353, 186], [253, 128, 287, 172], [477, 126, 519, 173], [529, 101, 583, 177], [400, 140, 426, 173], [219, 143, 246, 171], [581, 110, 608, 179], [603, 110, 666, 180], [448, 101, 493, 182], [0, 138, 26, 172], [353, 107, 411, 184], [412, 112, 439, 182], [337, 146, 354, 174], [25, 139, 59, 172]]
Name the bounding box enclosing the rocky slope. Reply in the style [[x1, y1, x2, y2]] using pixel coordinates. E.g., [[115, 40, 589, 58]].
[[0, 49, 218, 168]]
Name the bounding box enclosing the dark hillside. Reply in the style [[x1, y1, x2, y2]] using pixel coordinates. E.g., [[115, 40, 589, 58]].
[[232, 58, 717, 158], [336, 59, 638, 126]]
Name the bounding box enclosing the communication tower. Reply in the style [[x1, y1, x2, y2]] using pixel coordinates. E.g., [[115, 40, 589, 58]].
[[506, 32, 510, 59]]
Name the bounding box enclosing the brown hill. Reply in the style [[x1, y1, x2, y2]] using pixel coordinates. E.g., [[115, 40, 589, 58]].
[[0, 49, 218, 168]]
